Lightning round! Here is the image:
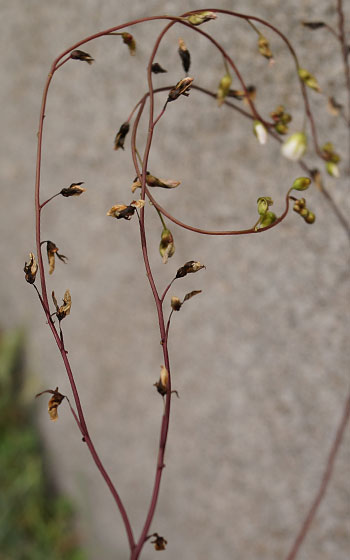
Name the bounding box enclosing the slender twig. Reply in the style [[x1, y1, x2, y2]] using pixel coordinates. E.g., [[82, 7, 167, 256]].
[[285, 390, 350, 560]]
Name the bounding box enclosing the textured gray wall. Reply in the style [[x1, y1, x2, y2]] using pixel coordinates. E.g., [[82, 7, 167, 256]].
[[1, 1, 349, 559]]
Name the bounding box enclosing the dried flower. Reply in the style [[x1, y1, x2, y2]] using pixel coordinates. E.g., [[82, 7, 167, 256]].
[[159, 227, 175, 264], [167, 77, 193, 102], [187, 11, 217, 26], [122, 32, 136, 56], [258, 34, 274, 61], [24, 253, 38, 284], [151, 63, 167, 74], [150, 533, 168, 551], [217, 73, 232, 107], [291, 177, 311, 191], [107, 199, 145, 220], [52, 290, 71, 321], [176, 261, 205, 278], [60, 182, 86, 197], [114, 122, 130, 151], [281, 132, 307, 161], [70, 50, 94, 64], [36, 387, 65, 421], [154, 366, 179, 399], [298, 68, 321, 92], [45, 241, 67, 275], [253, 120, 268, 145], [227, 85, 256, 104], [171, 296, 182, 311], [178, 38, 191, 72]]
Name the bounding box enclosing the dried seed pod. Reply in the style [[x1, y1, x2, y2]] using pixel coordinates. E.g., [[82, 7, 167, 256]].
[[60, 182, 86, 197], [52, 290, 71, 321], [176, 261, 205, 278], [36, 387, 65, 421], [178, 38, 191, 72], [70, 50, 94, 64], [114, 122, 130, 151], [151, 63, 167, 74], [167, 77, 193, 102], [24, 253, 38, 284]]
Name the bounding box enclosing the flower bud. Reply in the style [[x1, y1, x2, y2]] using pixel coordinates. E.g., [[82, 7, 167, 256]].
[[298, 68, 321, 92], [300, 208, 309, 218], [260, 211, 277, 228], [187, 11, 217, 26], [325, 162, 340, 178], [217, 73, 232, 107], [257, 196, 273, 216], [253, 120, 268, 145], [304, 211, 315, 224], [292, 177, 311, 191], [281, 132, 307, 161]]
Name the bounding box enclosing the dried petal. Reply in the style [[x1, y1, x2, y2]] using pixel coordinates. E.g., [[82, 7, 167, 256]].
[[60, 182, 86, 197], [36, 387, 65, 421], [46, 241, 67, 275], [130, 199, 145, 209], [70, 50, 94, 64], [24, 253, 38, 284], [122, 32, 136, 56], [187, 11, 217, 26], [176, 261, 205, 278], [167, 77, 193, 102], [183, 290, 202, 302], [178, 38, 191, 72], [114, 122, 130, 151], [151, 63, 167, 74]]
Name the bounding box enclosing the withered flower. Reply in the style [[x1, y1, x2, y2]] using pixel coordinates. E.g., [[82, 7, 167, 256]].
[[151, 533, 168, 551], [45, 241, 67, 275], [227, 85, 256, 104], [52, 290, 71, 321], [114, 122, 130, 151], [178, 38, 191, 73], [171, 296, 182, 311], [107, 199, 145, 220], [302, 21, 325, 30], [159, 227, 175, 264], [24, 253, 38, 284], [258, 34, 274, 61], [70, 50, 94, 64], [154, 366, 179, 399], [151, 63, 167, 74], [122, 32, 136, 56], [60, 182, 86, 197], [187, 11, 217, 26], [167, 77, 193, 102], [131, 173, 180, 193], [36, 387, 65, 421], [176, 261, 205, 278]]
